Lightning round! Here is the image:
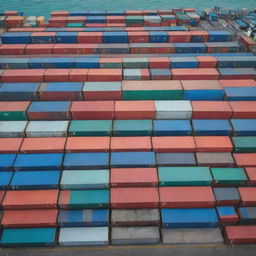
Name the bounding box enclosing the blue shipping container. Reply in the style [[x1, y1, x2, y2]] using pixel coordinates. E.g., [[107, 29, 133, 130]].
[[231, 119, 256, 135]]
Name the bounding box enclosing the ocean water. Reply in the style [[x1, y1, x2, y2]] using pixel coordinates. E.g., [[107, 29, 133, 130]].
[[0, 0, 255, 18]]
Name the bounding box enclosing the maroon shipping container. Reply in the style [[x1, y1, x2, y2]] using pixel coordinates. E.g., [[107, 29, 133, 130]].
[[77, 32, 103, 43], [225, 226, 256, 244], [71, 101, 115, 120], [192, 101, 232, 119], [25, 44, 54, 54], [159, 186, 216, 208], [110, 168, 158, 187], [0, 44, 26, 55], [238, 187, 256, 206], [229, 101, 256, 119], [52, 44, 97, 54], [196, 56, 217, 68], [128, 31, 149, 43], [111, 187, 159, 209]]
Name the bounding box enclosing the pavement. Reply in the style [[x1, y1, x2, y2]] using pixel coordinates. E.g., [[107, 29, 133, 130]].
[[1, 244, 256, 256]]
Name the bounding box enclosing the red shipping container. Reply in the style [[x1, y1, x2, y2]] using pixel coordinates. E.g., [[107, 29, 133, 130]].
[[52, 44, 96, 54], [8, 28, 45, 32], [99, 58, 122, 68], [111, 168, 158, 187], [148, 57, 170, 68], [4, 11, 18, 16], [71, 101, 115, 120], [0, 191, 5, 206], [225, 226, 256, 244], [2, 190, 59, 209], [181, 80, 222, 90], [0, 44, 26, 55], [245, 167, 256, 185], [20, 137, 66, 153], [44, 69, 70, 82], [65, 137, 110, 152], [128, 31, 149, 43], [111, 137, 152, 152], [238, 187, 256, 206], [25, 44, 54, 54], [1, 69, 45, 83], [86, 23, 106, 28], [0, 138, 23, 153], [4, 16, 25, 27], [77, 32, 102, 43], [69, 69, 88, 82], [152, 136, 196, 153], [106, 23, 125, 27], [1, 209, 58, 228], [106, 16, 125, 23], [51, 11, 69, 17], [48, 17, 67, 25], [229, 101, 256, 119], [115, 100, 155, 119], [87, 69, 122, 82], [159, 186, 216, 208], [196, 56, 217, 68], [192, 101, 232, 119], [125, 27, 145, 32], [65, 28, 84, 32], [234, 153, 256, 167], [125, 10, 143, 15], [111, 187, 159, 208], [188, 31, 208, 42], [219, 79, 256, 88], [172, 68, 219, 80], [0, 101, 30, 113], [140, 69, 151, 80], [168, 31, 191, 43], [195, 136, 233, 152]]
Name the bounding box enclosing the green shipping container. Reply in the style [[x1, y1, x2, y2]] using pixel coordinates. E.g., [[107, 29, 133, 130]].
[[158, 166, 212, 186], [68, 120, 112, 136], [1, 228, 56, 247], [122, 89, 183, 100], [211, 168, 247, 185], [113, 120, 153, 136], [126, 16, 144, 24], [0, 111, 27, 121], [67, 23, 84, 27], [123, 58, 149, 69], [60, 190, 109, 209], [232, 136, 256, 153]]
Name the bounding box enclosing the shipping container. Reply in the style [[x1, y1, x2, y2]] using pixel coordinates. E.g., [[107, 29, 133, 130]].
[[13, 153, 63, 171], [99, 58, 123, 69], [192, 119, 232, 136], [0, 138, 23, 153], [71, 101, 115, 120], [115, 100, 155, 119], [75, 57, 99, 68], [224, 87, 256, 101], [0, 172, 12, 189], [111, 226, 160, 245], [113, 120, 153, 136], [39, 82, 83, 101], [123, 58, 148, 68], [68, 120, 112, 136], [225, 225, 256, 244], [0, 121, 28, 138], [158, 166, 212, 186], [234, 153, 256, 167], [44, 69, 70, 82], [0, 227, 56, 247], [1, 209, 58, 228], [27, 101, 71, 120], [10, 171, 60, 189], [58, 209, 109, 227], [58, 189, 109, 209], [172, 68, 219, 80], [218, 68, 256, 80], [25, 44, 54, 54], [171, 57, 198, 68], [216, 206, 239, 224], [0, 101, 29, 121], [156, 153, 196, 166], [155, 100, 192, 119], [245, 167, 256, 185], [229, 102, 256, 119], [2, 190, 59, 209], [0, 83, 40, 101], [174, 43, 206, 53], [213, 187, 240, 206], [231, 119, 256, 136], [232, 137, 256, 153], [59, 227, 108, 245], [196, 153, 234, 167], [159, 186, 215, 208], [195, 136, 233, 152], [0, 58, 30, 69], [56, 32, 78, 43], [0, 44, 26, 55], [1, 32, 31, 44], [63, 152, 109, 169], [219, 79, 256, 88], [111, 151, 156, 167], [26, 121, 69, 137], [103, 32, 128, 43], [152, 136, 196, 152], [123, 69, 150, 80], [60, 169, 109, 189], [29, 57, 75, 69], [111, 209, 160, 226], [110, 168, 158, 187], [239, 207, 256, 224], [162, 228, 223, 244], [161, 208, 218, 228], [30, 32, 56, 44], [196, 56, 217, 68], [238, 187, 256, 206]]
